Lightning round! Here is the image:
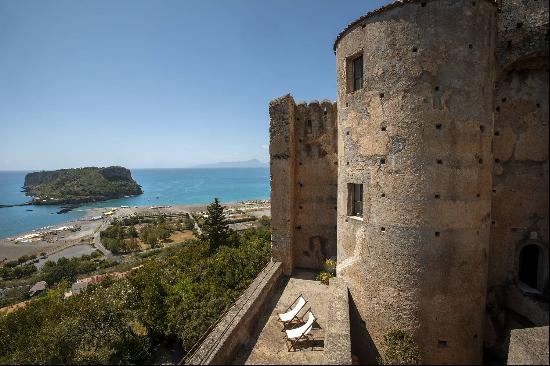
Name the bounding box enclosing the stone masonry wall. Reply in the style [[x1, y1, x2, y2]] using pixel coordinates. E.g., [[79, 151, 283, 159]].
[[270, 96, 296, 275], [334, 0, 496, 363], [489, 0, 549, 290], [270, 95, 338, 274]]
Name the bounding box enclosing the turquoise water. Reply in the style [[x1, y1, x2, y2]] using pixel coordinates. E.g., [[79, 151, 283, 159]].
[[0, 168, 270, 239]]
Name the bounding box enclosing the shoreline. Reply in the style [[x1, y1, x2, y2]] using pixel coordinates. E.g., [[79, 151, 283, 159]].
[[0, 200, 270, 262]]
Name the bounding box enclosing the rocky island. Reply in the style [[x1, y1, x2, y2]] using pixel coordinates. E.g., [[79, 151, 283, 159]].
[[23, 166, 142, 205]]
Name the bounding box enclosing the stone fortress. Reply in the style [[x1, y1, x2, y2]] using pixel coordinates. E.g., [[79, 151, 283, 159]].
[[270, 0, 548, 364]]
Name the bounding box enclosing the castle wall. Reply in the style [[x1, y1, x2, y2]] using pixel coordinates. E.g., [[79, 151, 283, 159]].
[[270, 95, 338, 274], [484, 1, 549, 358], [334, 1, 496, 364], [488, 0, 549, 291]]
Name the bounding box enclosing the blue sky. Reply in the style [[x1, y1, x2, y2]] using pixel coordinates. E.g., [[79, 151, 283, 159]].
[[0, 0, 390, 170]]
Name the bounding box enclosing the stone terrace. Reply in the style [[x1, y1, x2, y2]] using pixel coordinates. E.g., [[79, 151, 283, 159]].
[[232, 270, 328, 364]]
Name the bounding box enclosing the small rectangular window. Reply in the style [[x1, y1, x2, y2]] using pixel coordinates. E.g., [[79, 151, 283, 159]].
[[352, 56, 363, 91], [306, 120, 312, 135], [348, 183, 363, 217]]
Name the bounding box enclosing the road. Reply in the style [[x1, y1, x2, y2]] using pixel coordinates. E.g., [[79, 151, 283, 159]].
[[93, 220, 115, 259]]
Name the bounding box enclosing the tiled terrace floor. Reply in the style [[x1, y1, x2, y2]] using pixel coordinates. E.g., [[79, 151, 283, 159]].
[[233, 270, 328, 365]]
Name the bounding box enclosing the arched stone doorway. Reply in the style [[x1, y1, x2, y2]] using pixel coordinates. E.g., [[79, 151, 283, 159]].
[[518, 244, 544, 290]]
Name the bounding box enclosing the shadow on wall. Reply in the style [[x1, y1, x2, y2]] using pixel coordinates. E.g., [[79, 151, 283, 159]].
[[349, 295, 380, 364]]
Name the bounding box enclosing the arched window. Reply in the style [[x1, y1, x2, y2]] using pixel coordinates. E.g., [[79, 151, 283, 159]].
[[518, 244, 544, 291]]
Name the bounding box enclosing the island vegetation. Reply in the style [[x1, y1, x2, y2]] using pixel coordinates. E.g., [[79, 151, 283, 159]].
[[23, 166, 142, 205], [0, 199, 271, 364]]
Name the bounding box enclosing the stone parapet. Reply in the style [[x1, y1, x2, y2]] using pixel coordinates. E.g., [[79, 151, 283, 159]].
[[324, 277, 352, 365], [185, 261, 283, 365]]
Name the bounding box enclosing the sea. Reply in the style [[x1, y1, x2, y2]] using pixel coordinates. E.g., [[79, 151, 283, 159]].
[[0, 168, 270, 239]]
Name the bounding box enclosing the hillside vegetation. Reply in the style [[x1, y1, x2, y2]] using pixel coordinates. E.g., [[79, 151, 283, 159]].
[[0, 199, 271, 364], [24, 166, 142, 205]]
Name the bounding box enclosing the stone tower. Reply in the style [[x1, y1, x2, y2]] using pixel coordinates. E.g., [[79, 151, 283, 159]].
[[333, 0, 497, 364], [270, 96, 338, 275], [269, 0, 549, 364]]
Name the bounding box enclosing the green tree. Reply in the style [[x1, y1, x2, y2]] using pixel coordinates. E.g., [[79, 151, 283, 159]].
[[128, 226, 138, 238], [4, 260, 18, 268], [200, 198, 231, 250], [42, 257, 78, 285]]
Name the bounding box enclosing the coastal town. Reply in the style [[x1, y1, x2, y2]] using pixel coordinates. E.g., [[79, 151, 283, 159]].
[[0, 199, 270, 314]]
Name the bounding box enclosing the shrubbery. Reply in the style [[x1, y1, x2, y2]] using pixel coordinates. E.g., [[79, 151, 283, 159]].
[[379, 329, 422, 365], [100, 223, 140, 254], [41, 251, 113, 286], [0, 199, 271, 364]]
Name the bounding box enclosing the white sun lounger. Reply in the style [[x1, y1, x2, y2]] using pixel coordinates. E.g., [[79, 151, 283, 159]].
[[277, 294, 307, 329], [285, 310, 316, 351]]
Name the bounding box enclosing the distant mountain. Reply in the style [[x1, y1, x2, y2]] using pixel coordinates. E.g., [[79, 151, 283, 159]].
[[194, 159, 268, 169]]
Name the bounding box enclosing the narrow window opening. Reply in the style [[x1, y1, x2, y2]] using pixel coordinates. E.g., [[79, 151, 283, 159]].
[[437, 159, 443, 165], [435, 232, 441, 237], [516, 22, 523, 29], [507, 40, 512, 49], [435, 194, 440, 199], [480, 125, 485, 132], [496, 106, 500, 112], [348, 183, 363, 217], [495, 158, 500, 163], [436, 123, 442, 130], [352, 55, 364, 91], [494, 131, 500, 136], [435, 86, 439, 91], [476, 193, 481, 198], [306, 120, 313, 135], [469, 44, 473, 49], [536, 103, 541, 108], [519, 244, 544, 290], [412, 47, 418, 52], [479, 158, 483, 164], [438, 340, 448, 348], [421, 2, 426, 7], [502, 97, 507, 103]]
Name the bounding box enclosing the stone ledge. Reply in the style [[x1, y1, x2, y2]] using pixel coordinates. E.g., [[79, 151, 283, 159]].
[[185, 261, 283, 365], [507, 326, 549, 365], [324, 277, 352, 365]]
